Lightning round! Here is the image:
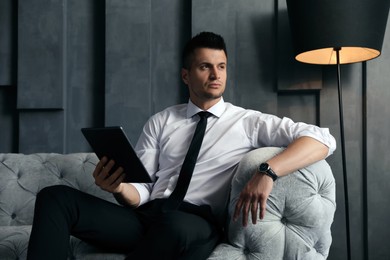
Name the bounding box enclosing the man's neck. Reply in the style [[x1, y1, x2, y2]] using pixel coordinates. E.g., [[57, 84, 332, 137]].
[[190, 98, 222, 111]]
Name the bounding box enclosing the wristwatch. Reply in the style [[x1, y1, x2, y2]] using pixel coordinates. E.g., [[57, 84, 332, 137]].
[[258, 163, 278, 181]]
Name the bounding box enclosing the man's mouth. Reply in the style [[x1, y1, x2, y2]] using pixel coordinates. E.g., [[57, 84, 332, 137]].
[[208, 82, 221, 88]]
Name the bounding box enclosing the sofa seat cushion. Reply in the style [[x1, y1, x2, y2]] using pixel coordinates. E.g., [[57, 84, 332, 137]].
[[0, 225, 30, 260], [0, 225, 126, 260], [69, 236, 126, 260], [208, 147, 336, 260]]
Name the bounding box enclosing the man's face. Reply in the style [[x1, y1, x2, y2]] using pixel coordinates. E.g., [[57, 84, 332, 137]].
[[181, 48, 227, 108]]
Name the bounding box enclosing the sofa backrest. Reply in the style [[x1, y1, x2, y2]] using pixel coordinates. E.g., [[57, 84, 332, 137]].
[[0, 153, 117, 227]]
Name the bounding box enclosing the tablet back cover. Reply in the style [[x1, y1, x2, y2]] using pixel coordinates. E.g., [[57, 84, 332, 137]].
[[81, 126, 152, 183]]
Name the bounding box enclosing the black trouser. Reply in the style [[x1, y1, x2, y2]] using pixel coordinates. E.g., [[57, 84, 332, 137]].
[[27, 185, 221, 260]]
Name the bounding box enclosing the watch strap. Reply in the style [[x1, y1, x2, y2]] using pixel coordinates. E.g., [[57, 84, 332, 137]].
[[258, 163, 278, 181]]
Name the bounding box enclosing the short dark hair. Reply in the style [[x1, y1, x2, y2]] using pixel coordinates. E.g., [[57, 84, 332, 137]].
[[182, 32, 227, 69]]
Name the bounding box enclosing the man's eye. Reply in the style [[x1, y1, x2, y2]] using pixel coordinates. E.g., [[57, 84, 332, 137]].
[[200, 65, 208, 70]]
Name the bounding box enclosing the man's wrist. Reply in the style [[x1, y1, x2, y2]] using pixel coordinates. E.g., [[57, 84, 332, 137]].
[[258, 162, 278, 181]]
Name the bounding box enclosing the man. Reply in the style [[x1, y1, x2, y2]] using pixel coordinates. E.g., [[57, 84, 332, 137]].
[[27, 32, 336, 259]]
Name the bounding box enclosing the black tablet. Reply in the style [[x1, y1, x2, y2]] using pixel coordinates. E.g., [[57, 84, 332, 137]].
[[81, 126, 152, 183]]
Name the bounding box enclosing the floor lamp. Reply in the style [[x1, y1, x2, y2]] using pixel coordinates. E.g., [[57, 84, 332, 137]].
[[286, 1, 389, 260]]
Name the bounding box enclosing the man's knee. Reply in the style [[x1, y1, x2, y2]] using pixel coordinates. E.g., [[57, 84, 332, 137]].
[[37, 185, 69, 201], [35, 185, 78, 213]]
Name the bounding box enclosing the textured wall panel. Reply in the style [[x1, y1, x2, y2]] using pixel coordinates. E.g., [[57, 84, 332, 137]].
[[105, 0, 151, 143], [233, 1, 276, 113], [0, 88, 18, 152], [367, 15, 390, 260], [65, 0, 105, 152], [277, 93, 317, 125], [18, 0, 65, 109], [19, 110, 64, 153], [150, 0, 191, 113], [0, 0, 16, 86]]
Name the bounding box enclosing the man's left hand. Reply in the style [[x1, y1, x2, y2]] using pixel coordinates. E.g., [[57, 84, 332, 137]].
[[233, 171, 274, 227]]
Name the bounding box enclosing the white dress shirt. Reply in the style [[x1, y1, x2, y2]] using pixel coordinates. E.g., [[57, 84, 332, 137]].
[[133, 98, 336, 220]]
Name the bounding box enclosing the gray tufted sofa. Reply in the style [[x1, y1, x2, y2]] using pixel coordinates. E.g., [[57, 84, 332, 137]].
[[0, 147, 336, 259]]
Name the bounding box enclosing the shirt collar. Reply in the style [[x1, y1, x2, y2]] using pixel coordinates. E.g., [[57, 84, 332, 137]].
[[186, 98, 225, 118]]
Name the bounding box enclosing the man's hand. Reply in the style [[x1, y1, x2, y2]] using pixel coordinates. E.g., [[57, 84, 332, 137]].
[[93, 156, 126, 194], [233, 171, 274, 227]]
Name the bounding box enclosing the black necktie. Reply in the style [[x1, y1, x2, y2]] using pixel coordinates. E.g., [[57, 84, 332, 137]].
[[163, 111, 211, 210]]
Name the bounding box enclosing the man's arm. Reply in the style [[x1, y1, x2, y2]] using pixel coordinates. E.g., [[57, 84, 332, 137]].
[[93, 157, 141, 207], [233, 136, 329, 227]]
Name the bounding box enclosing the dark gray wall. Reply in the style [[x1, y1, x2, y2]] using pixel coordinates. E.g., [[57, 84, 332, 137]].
[[0, 0, 389, 259]]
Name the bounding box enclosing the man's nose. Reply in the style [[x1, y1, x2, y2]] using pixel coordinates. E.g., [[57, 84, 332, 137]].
[[209, 67, 220, 79]]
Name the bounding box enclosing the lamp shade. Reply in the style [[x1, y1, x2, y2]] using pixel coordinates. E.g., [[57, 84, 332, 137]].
[[286, 0, 390, 65]]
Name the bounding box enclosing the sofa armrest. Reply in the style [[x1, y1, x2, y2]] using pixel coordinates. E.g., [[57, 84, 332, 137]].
[[209, 147, 336, 260]]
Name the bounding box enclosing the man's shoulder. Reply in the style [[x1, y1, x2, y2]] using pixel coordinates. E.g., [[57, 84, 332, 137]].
[[224, 102, 260, 115]]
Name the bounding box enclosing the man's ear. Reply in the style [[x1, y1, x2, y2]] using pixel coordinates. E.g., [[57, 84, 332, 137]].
[[181, 68, 189, 85]]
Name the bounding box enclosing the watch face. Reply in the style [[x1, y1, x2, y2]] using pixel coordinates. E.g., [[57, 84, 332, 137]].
[[259, 163, 269, 172]]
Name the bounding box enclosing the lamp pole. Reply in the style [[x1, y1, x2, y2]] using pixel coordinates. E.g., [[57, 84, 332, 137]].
[[335, 47, 351, 260]]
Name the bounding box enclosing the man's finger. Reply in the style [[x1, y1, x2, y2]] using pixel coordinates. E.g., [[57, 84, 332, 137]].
[[107, 166, 124, 185], [242, 200, 251, 227], [109, 173, 126, 192], [259, 198, 267, 220], [251, 200, 258, 224], [93, 156, 108, 178]]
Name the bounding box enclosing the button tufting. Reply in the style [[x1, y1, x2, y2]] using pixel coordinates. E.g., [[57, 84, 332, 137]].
[[281, 217, 288, 224], [243, 248, 250, 255], [11, 213, 16, 219]]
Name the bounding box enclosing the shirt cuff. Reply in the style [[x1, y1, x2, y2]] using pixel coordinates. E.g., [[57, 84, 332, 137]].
[[131, 183, 151, 206], [298, 128, 337, 157]]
